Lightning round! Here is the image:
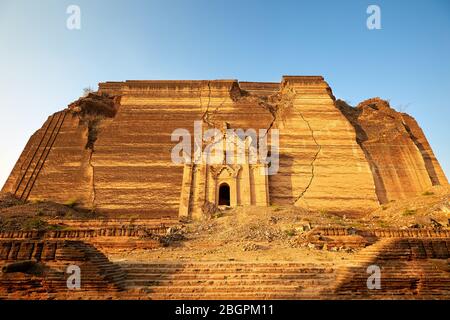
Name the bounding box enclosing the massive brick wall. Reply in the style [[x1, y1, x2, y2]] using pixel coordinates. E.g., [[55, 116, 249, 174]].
[[401, 113, 448, 186], [271, 77, 379, 214], [337, 98, 448, 203], [2, 111, 92, 205], [2, 76, 447, 218]]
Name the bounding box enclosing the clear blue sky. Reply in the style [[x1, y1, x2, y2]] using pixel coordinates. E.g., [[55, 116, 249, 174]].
[[0, 0, 449, 186]]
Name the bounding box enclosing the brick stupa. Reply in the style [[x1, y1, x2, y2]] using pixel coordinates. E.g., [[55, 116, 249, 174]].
[[2, 76, 448, 219]]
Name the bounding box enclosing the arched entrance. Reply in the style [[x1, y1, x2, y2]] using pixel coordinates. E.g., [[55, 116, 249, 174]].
[[218, 183, 230, 206]]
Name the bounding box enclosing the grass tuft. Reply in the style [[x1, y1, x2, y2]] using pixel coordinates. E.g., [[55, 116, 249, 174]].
[[402, 209, 417, 216], [64, 198, 78, 208]]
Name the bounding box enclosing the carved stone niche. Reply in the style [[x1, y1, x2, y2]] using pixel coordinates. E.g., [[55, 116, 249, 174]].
[[178, 126, 270, 220], [210, 164, 242, 207]]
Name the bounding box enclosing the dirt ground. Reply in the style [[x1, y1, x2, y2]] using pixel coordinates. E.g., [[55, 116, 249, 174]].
[[362, 185, 450, 228], [0, 193, 101, 231], [108, 186, 450, 264], [106, 205, 351, 264], [1, 186, 449, 265], [109, 239, 352, 265]]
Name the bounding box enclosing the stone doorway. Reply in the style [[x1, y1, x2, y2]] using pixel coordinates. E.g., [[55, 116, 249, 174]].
[[218, 183, 230, 206]]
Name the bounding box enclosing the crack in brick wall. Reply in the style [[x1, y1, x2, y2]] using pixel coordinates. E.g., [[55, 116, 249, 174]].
[[294, 110, 322, 204]]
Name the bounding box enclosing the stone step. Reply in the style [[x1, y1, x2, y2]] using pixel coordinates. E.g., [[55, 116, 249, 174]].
[[124, 291, 334, 300], [119, 262, 331, 268], [123, 273, 334, 280], [118, 262, 337, 297], [127, 285, 328, 294], [125, 278, 334, 286], [121, 266, 333, 273]]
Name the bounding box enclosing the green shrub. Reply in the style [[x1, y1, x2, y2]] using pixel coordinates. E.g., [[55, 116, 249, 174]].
[[378, 221, 390, 228], [46, 224, 66, 231], [212, 211, 223, 219], [64, 198, 78, 208], [284, 229, 296, 237], [402, 209, 417, 216], [23, 218, 48, 231]]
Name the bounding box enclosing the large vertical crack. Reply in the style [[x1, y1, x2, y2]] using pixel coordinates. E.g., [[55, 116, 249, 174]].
[[83, 118, 99, 210], [200, 81, 229, 129], [234, 90, 293, 138], [207, 96, 229, 127], [400, 116, 440, 186], [294, 110, 321, 204], [258, 100, 277, 138], [200, 81, 213, 127], [191, 82, 212, 217], [88, 149, 96, 209], [68, 92, 119, 211], [231, 86, 319, 202]]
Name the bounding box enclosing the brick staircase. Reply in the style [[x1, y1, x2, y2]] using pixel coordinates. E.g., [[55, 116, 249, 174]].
[[39, 241, 126, 299], [119, 262, 336, 300], [13, 110, 67, 201], [0, 240, 126, 299], [333, 238, 450, 299], [2, 236, 449, 299]]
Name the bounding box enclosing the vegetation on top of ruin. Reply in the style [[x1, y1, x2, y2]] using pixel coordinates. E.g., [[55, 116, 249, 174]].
[[69, 92, 119, 118], [0, 192, 102, 231], [1, 185, 449, 233], [68, 92, 120, 150], [362, 185, 450, 228]]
